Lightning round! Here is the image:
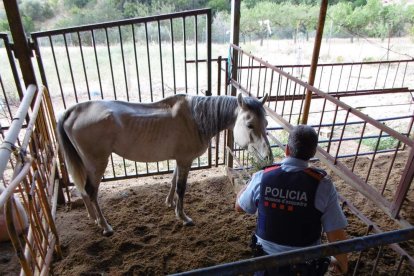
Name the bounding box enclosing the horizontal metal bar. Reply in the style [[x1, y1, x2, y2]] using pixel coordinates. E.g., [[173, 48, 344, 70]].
[[170, 228, 414, 276], [267, 88, 411, 102], [237, 59, 414, 69], [229, 52, 414, 147], [31, 9, 211, 37], [100, 164, 211, 182]]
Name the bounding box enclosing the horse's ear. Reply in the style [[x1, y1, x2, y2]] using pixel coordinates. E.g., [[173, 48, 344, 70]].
[[237, 93, 246, 109], [260, 94, 268, 105]]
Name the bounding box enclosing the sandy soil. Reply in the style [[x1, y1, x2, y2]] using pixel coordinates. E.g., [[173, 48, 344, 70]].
[[1, 153, 413, 275]]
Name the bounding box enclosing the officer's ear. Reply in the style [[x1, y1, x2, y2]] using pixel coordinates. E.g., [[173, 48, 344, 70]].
[[285, 145, 290, 157]]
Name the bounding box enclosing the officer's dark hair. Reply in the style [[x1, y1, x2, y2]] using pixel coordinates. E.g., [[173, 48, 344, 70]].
[[287, 125, 318, 161]]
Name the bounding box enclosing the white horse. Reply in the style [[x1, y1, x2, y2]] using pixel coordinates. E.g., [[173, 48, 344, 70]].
[[56, 93, 272, 236]]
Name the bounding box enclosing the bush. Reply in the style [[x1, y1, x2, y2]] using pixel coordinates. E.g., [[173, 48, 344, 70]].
[[20, 0, 55, 22]]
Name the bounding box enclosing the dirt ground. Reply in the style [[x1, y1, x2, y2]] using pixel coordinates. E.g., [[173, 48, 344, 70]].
[[1, 153, 414, 275]]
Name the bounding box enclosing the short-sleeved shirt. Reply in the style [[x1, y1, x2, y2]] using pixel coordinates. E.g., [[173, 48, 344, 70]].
[[238, 157, 348, 254]]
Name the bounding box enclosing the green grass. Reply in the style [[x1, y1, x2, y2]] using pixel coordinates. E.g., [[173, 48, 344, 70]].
[[361, 136, 399, 151]]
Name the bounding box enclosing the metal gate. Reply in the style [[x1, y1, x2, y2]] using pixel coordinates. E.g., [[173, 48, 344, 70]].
[[31, 9, 213, 181]]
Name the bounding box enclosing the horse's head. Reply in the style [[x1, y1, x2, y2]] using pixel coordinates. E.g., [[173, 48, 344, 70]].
[[233, 93, 273, 166]]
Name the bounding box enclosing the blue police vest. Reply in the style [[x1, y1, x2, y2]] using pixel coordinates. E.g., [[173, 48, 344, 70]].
[[256, 165, 325, 247]]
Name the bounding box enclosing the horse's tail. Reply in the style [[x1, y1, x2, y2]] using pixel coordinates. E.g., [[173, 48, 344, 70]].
[[56, 109, 87, 194]]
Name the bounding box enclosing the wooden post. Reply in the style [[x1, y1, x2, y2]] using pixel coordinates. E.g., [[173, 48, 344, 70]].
[[226, 0, 241, 169], [301, 0, 328, 125], [3, 1, 37, 88]]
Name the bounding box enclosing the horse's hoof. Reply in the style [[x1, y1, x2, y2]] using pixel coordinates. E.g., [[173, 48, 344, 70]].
[[103, 229, 114, 237], [183, 220, 195, 226]]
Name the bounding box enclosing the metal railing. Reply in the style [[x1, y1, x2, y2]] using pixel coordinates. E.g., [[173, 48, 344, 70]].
[[0, 85, 62, 275], [229, 43, 414, 224], [0, 33, 24, 129], [170, 227, 414, 276], [31, 9, 213, 181]]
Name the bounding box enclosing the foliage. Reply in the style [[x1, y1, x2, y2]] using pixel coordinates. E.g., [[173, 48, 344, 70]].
[[362, 136, 399, 151], [20, 0, 55, 22], [1, 0, 413, 42]]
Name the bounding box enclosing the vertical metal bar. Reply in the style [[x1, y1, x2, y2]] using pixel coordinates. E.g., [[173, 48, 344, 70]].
[[246, 56, 251, 92], [345, 64, 353, 93], [206, 10, 212, 97], [170, 19, 177, 95], [262, 67, 268, 98], [281, 78, 289, 116], [157, 20, 165, 99], [383, 62, 391, 89], [118, 26, 129, 101], [327, 65, 334, 93], [195, 15, 199, 95], [48, 36, 66, 108], [132, 24, 142, 102], [370, 245, 383, 275], [249, 58, 254, 95], [401, 61, 408, 87], [365, 130, 383, 183], [393, 255, 407, 276], [336, 64, 344, 92], [256, 62, 262, 97], [352, 225, 373, 276], [288, 82, 297, 124], [334, 110, 350, 163], [105, 28, 117, 100], [373, 62, 381, 89], [91, 30, 104, 99], [275, 74, 282, 112], [381, 141, 401, 195], [352, 122, 367, 172], [355, 63, 363, 92], [317, 66, 324, 90], [268, 70, 274, 108], [317, 98, 327, 137], [145, 22, 153, 101], [391, 146, 414, 217], [392, 61, 400, 88], [4, 35, 23, 99], [63, 33, 78, 102], [77, 32, 91, 100], [326, 105, 339, 154], [183, 17, 188, 94]]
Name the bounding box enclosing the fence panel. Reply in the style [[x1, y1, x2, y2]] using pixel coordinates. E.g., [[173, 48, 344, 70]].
[[229, 43, 414, 224], [0, 85, 61, 275], [31, 9, 213, 181]]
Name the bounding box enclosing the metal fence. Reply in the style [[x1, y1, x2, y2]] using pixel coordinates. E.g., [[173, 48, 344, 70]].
[[30, 9, 217, 181], [230, 43, 414, 223], [0, 85, 62, 275], [226, 44, 414, 275], [0, 33, 24, 129]]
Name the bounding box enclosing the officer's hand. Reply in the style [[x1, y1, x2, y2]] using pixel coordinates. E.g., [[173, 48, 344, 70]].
[[329, 256, 348, 275]]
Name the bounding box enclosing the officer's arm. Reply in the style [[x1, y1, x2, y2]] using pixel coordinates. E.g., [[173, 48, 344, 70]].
[[235, 185, 247, 212], [326, 228, 348, 274]]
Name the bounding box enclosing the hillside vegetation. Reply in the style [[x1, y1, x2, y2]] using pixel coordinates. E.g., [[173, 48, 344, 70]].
[[0, 0, 413, 43]]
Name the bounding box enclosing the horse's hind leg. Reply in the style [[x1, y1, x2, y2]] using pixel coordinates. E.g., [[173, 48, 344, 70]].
[[175, 164, 193, 226], [80, 193, 97, 221], [165, 168, 177, 208], [85, 177, 113, 236]]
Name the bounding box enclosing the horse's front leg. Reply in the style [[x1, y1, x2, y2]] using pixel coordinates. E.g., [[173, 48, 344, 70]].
[[175, 164, 193, 226], [165, 168, 177, 208]]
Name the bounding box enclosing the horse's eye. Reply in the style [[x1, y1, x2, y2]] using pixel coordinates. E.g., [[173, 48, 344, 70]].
[[247, 124, 254, 129]]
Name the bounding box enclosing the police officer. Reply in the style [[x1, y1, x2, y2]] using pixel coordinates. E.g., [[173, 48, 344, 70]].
[[235, 125, 348, 275]]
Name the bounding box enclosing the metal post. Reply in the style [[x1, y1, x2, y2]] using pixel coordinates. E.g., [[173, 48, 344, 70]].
[[301, 0, 328, 124], [227, 0, 241, 168], [3, 0, 37, 88]]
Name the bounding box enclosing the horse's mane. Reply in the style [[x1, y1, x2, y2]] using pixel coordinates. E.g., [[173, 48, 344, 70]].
[[190, 95, 266, 141]]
